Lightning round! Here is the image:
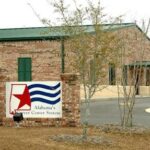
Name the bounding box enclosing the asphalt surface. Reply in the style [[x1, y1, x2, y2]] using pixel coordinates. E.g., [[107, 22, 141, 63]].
[[80, 97, 150, 127]]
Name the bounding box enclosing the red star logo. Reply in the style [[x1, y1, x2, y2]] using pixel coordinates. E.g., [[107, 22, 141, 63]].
[[13, 85, 31, 109]]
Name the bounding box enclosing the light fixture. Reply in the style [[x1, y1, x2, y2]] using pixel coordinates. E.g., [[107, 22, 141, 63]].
[[13, 112, 23, 127]]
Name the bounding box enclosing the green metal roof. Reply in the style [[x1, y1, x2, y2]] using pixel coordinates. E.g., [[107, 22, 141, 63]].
[[0, 23, 136, 41], [127, 61, 150, 67]]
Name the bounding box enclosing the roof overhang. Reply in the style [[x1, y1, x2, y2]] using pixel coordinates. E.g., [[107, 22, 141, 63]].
[[126, 61, 150, 67]]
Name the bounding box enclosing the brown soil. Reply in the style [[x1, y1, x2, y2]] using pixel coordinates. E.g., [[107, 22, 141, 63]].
[[0, 126, 150, 150]]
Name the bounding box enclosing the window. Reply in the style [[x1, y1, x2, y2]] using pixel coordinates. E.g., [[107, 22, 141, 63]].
[[18, 58, 32, 81], [122, 65, 128, 85], [109, 63, 116, 85], [90, 59, 95, 84]]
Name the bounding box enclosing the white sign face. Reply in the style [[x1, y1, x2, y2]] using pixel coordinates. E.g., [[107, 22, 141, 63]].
[[6, 81, 62, 118]]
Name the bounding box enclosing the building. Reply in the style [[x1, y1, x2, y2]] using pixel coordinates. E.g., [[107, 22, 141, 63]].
[[0, 23, 149, 126], [0, 26, 80, 126], [89, 23, 150, 98]]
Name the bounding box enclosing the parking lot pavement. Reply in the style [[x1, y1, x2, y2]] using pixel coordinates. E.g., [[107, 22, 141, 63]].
[[80, 97, 150, 127]]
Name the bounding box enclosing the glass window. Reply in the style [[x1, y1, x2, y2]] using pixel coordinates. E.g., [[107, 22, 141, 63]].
[[109, 63, 116, 85]]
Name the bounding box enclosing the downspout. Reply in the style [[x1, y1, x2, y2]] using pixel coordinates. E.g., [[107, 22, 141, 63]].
[[61, 38, 65, 73]]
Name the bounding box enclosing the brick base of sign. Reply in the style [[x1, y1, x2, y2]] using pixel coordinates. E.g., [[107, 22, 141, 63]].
[[0, 73, 80, 127], [2, 118, 79, 127]]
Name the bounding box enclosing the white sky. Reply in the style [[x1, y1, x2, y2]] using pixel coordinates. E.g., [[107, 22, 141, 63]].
[[0, 0, 149, 34]]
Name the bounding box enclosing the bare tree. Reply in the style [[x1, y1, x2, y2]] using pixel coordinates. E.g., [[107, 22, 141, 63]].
[[117, 20, 150, 127], [47, 0, 122, 139]]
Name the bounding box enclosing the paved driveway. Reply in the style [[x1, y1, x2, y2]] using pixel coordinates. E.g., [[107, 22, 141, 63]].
[[80, 97, 150, 127]]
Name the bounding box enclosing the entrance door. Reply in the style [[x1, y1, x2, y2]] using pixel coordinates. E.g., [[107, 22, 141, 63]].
[[135, 74, 139, 95]]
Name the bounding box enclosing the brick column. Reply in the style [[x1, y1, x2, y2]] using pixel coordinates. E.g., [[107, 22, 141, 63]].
[[61, 73, 80, 127], [0, 69, 9, 125]]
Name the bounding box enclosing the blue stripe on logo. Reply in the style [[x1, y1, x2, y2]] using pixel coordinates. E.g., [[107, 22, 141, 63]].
[[28, 83, 60, 90], [30, 90, 60, 98], [31, 97, 60, 105]]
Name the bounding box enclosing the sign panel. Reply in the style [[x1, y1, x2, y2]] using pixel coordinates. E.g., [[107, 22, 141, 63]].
[[6, 81, 62, 118]]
